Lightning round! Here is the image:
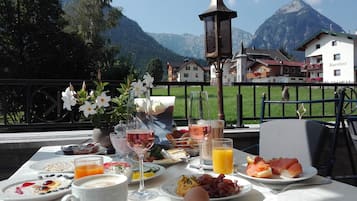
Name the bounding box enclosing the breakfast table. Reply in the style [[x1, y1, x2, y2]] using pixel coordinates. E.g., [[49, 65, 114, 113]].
[[3, 145, 357, 201]]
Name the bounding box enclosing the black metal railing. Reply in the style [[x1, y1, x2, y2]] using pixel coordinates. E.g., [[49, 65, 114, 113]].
[[0, 79, 209, 132], [1, 79, 357, 132], [234, 82, 357, 127]]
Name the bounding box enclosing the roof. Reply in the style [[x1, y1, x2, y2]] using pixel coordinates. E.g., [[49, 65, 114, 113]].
[[256, 59, 304, 67], [177, 60, 206, 72], [297, 29, 357, 51], [234, 47, 290, 61]]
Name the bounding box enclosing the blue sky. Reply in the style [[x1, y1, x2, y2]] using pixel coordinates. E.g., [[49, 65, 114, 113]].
[[111, 0, 357, 35]]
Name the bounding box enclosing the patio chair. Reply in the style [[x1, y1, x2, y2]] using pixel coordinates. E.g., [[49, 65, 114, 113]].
[[332, 87, 357, 184], [257, 90, 345, 177], [259, 119, 329, 172]]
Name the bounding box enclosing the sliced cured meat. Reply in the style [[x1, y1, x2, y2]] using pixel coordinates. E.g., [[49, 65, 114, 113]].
[[281, 162, 303, 178], [246, 156, 273, 178], [246, 156, 303, 178], [268, 158, 299, 175]]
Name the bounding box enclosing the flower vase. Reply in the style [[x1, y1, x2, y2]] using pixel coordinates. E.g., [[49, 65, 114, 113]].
[[92, 127, 115, 154]]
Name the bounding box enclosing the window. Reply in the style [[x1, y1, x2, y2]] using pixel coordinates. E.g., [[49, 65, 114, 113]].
[[316, 44, 320, 49], [186, 66, 190, 70], [184, 73, 189, 78], [316, 57, 322, 63], [193, 66, 198, 71], [195, 73, 198, 78], [333, 53, 341, 61], [332, 40, 337, 46], [334, 69, 341, 76]]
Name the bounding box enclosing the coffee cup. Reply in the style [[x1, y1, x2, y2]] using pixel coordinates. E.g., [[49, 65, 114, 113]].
[[61, 174, 128, 201]]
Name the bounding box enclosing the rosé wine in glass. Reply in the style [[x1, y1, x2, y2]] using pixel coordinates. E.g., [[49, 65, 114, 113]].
[[188, 123, 211, 141], [126, 129, 155, 155], [126, 127, 157, 200]]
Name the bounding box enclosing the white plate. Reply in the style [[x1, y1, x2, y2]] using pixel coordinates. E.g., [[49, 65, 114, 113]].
[[236, 164, 317, 184], [152, 158, 183, 166], [130, 163, 165, 184], [0, 173, 73, 201], [160, 174, 252, 201], [29, 155, 112, 173], [55, 145, 107, 155]]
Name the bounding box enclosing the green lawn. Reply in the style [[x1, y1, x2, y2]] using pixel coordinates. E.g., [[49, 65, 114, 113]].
[[152, 85, 338, 125]]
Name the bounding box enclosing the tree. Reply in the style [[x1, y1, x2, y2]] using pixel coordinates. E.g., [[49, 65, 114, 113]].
[[102, 55, 136, 80], [63, 0, 122, 78], [0, 0, 91, 78], [146, 58, 164, 82]]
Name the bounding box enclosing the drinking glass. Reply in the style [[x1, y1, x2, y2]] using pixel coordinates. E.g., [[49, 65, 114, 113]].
[[188, 91, 212, 169], [74, 156, 104, 179], [110, 133, 132, 159], [110, 122, 132, 160], [211, 120, 225, 138], [126, 94, 158, 200], [212, 138, 234, 174]]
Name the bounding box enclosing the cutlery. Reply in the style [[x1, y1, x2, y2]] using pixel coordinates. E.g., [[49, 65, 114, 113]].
[[260, 177, 332, 194]]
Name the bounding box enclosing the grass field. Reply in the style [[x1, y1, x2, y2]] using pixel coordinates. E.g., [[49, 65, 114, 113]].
[[152, 85, 338, 125]]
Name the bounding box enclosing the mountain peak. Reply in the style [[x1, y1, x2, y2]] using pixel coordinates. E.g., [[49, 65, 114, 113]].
[[277, 0, 310, 14], [250, 0, 344, 60]]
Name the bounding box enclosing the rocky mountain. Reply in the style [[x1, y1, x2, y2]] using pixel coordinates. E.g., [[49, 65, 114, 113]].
[[148, 28, 253, 60], [106, 15, 190, 69], [250, 0, 344, 60], [61, 0, 191, 70]]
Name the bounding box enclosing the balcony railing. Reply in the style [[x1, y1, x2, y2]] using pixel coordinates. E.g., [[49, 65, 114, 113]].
[[303, 63, 323, 71], [246, 71, 270, 79], [1, 79, 357, 132]]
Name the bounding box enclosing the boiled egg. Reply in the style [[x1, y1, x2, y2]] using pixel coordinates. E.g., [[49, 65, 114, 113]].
[[183, 186, 209, 201]]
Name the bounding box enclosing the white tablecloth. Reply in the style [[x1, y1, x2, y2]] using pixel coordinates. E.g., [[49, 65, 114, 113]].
[[5, 146, 357, 201]]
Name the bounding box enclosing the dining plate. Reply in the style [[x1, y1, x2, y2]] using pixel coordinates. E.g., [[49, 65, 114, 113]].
[[160, 174, 252, 201], [29, 155, 112, 173], [152, 158, 183, 166], [130, 163, 165, 184], [55, 144, 107, 155], [0, 173, 73, 201], [236, 164, 318, 184]]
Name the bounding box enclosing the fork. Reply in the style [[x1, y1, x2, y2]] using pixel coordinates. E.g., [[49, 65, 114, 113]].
[[261, 177, 332, 194]]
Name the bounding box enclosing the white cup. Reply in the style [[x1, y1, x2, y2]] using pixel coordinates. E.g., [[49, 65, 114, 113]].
[[61, 174, 128, 201]]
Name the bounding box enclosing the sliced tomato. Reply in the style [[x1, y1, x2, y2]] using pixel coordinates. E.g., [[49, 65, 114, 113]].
[[104, 161, 130, 169]]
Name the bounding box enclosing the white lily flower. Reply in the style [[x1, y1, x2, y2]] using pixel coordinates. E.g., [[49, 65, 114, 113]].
[[61, 87, 76, 111], [79, 101, 97, 118], [143, 73, 154, 88], [96, 92, 111, 108], [89, 90, 95, 97], [131, 79, 146, 97]]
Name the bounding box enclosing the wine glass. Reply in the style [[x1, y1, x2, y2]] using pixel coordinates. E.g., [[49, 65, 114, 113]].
[[188, 91, 212, 170], [126, 117, 158, 201]]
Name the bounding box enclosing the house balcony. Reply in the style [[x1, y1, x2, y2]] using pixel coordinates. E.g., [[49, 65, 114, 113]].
[[246, 71, 270, 79], [306, 77, 323, 83], [303, 63, 323, 71]]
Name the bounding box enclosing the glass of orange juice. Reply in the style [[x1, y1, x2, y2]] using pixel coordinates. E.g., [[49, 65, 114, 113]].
[[74, 156, 104, 179], [212, 138, 234, 174]]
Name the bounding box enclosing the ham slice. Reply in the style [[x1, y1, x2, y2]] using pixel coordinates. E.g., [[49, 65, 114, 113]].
[[268, 158, 299, 175], [281, 162, 303, 178], [246, 156, 273, 178], [246, 156, 303, 178]]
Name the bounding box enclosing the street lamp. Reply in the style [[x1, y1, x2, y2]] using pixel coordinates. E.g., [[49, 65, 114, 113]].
[[199, 0, 237, 120]]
